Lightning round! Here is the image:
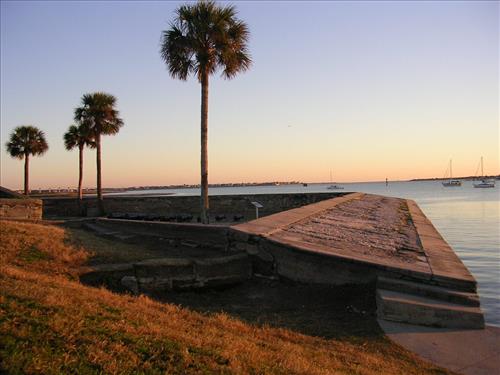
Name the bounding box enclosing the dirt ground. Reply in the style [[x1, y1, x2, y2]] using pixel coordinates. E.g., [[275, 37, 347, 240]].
[[154, 278, 381, 342]]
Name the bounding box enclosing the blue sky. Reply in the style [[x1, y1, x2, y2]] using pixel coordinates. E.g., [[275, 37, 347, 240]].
[[1, 0, 498, 189]]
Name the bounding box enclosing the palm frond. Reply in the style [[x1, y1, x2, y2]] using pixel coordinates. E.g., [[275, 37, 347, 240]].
[[74, 92, 123, 138], [160, 1, 251, 83], [6, 125, 49, 159]]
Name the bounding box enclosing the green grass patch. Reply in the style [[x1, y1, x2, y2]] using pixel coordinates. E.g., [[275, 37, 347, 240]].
[[19, 244, 52, 263]]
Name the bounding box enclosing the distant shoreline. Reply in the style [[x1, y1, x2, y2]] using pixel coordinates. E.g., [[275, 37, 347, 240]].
[[409, 175, 500, 182], [20, 175, 500, 196]]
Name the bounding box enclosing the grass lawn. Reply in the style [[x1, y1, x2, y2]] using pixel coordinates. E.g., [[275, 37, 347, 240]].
[[0, 219, 453, 374]]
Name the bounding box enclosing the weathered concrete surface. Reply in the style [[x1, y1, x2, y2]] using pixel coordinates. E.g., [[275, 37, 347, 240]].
[[231, 193, 477, 288], [230, 192, 484, 328], [379, 320, 500, 375], [377, 276, 480, 307], [377, 289, 484, 329]]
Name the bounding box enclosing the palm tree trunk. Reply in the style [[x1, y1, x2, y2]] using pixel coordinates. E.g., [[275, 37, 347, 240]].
[[24, 153, 29, 196], [78, 145, 84, 215], [200, 71, 209, 224], [96, 132, 104, 216]]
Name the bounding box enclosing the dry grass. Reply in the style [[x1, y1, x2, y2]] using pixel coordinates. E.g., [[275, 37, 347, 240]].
[[0, 220, 453, 374]]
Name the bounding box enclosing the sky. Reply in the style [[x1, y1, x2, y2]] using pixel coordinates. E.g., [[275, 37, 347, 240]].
[[1, 0, 498, 190]]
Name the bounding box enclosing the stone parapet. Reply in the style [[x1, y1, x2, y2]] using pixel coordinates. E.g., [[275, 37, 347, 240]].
[[42, 192, 344, 220], [0, 198, 43, 220]]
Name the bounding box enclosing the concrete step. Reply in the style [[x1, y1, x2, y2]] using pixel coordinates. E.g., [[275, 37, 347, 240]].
[[377, 276, 480, 307], [376, 289, 484, 329], [82, 222, 135, 240]]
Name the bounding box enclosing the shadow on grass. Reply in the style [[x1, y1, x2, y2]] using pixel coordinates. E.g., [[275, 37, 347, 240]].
[[154, 278, 383, 342]]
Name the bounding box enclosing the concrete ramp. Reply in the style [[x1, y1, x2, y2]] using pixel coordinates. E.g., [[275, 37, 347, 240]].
[[229, 192, 484, 328]]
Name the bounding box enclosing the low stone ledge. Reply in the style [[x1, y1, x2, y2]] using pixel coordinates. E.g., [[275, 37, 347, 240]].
[[134, 258, 194, 279], [79, 253, 251, 293], [79, 263, 135, 290], [194, 253, 251, 279], [95, 218, 229, 249]]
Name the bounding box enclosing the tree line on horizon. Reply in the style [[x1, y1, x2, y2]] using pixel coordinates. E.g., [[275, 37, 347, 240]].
[[5, 1, 251, 223]]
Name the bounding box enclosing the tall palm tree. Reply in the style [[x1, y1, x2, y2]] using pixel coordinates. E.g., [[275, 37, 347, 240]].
[[160, 0, 251, 223], [5, 125, 49, 195], [63, 121, 95, 214], [74, 92, 123, 215]]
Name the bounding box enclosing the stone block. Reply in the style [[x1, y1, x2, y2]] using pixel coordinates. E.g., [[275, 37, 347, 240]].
[[228, 229, 249, 242], [134, 258, 194, 279], [171, 279, 204, 290], [138, 277, 173, 292], [232, 242, 248, 252], [195, 253, 250, 280], [79, 263, 134, 289], [121, 276, 139, 294], [245, 243, 259, 255], [250, 254, 274, 276], [203, 275, 248, 288]]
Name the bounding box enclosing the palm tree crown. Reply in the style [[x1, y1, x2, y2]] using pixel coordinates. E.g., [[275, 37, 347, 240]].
[[6, 125, 48, 159], [160, 0, 251, 81], [63, 123, 96, 151], [6, 125, 49, 195], [74, 92, 123, 135]]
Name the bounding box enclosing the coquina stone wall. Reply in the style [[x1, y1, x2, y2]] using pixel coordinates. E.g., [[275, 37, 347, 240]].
[[0, 198, 43, 220], [42, 192, 343, 220]]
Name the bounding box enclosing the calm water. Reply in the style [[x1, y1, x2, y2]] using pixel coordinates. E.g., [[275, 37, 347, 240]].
[[109, 181, 500, 326]]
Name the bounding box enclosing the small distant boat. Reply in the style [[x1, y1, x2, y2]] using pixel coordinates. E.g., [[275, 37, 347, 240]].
[[327, 184, 344, 190], [442, 159, 462, 187], [303, 183, 308, 187], [327, 170, 344, 190], [473, 157, 495, 188]]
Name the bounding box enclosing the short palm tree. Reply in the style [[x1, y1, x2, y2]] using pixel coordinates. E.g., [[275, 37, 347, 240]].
[[5, 125, 49, 195], [74, 92, 123, 215], [160, 0, 251, 223], [63, 121, 96, 214]]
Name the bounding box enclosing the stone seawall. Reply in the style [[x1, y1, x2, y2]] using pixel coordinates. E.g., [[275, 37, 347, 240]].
[[42, 192, 343, 220], [94, 218, 229, 249], [229, 193, 484, 328], [0, 198, 43, 220]]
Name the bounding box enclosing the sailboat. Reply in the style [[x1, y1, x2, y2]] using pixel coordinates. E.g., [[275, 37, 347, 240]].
[[327, 170, 343, 190], [473, 157, 495, 188], [442, 159, 462, 187]]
